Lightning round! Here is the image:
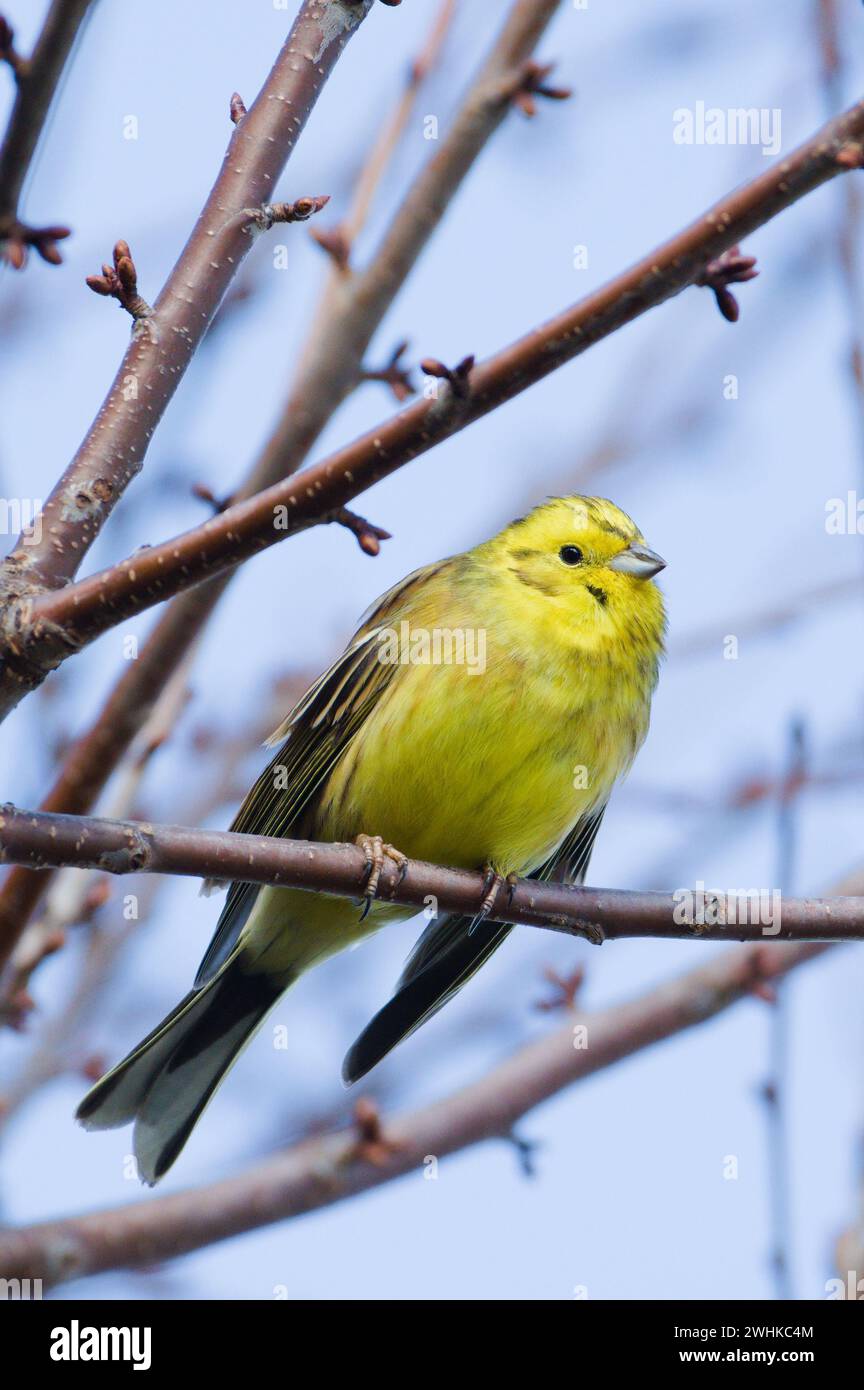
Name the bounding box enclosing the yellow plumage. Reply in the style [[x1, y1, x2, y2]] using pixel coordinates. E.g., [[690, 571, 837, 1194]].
[[78, 495, 666, 1181]]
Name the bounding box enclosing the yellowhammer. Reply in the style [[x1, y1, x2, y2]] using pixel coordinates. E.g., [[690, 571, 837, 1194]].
[[78, 495, 666, 1182]]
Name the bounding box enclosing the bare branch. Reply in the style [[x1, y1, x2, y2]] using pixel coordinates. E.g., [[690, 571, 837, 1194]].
[[0, 0, 567, 926], [0, 660, 194, 1024], [815, 0, 864, 483], [337, 0, 456, 248], [255, 0, 568, 486], [6, 93, 862, 700], [0, 0, 378, 591], [0, 807, 862, 950], [0, 0, 94, 266], [0, 936, 830, 1286], [0, 581, 226, 968]]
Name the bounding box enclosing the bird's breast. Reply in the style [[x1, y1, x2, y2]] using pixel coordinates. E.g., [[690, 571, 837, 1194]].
[[314, 649, 650, 877]]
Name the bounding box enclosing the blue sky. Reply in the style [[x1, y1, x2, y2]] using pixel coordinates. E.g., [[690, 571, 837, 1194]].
[[1, 0, 863, 1300]]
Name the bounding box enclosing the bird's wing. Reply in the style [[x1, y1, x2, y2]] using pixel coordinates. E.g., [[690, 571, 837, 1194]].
[[533, 803, 606, 886], [194, 560, 449, 987], [342, 805, 607, 1082]]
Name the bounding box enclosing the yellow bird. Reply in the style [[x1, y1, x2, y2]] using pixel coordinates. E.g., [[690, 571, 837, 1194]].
[[78, 495, 666, 1182]]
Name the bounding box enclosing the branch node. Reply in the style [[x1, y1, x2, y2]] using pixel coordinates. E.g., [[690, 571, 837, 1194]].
[[420, 353, 475, 400], [191, 482, 232, 515], [534, 964, 586, 1012], [81, 1053, 107, 1084], [2, 987, 34, 1031], [86, 240, 152, 320], [308, 222, 351, 271], [513, 61, 572, 119], [0, 15, 27, 81], [331, 507, 391, 557], [250, 195, 331, 234], [229, 91, 247, 125], [505, 1129, 542, 1178], [695, 243, 759, 323], [348, 1098, 405, 1166], [360, 339, 416, 402], [836, 142, 864, 170], [0, 217, 71, 269]]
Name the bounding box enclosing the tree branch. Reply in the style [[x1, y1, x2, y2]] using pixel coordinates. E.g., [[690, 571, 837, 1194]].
[[0, 936, 830, 1286], [0, 807, 862, 955], [256, 0, 567, 484], [0, 582, 223, 974], [0, 0, 93, 266], [0, 0, 563, 952], [0, 0, 377, 592], [4, 94, 861, 711]]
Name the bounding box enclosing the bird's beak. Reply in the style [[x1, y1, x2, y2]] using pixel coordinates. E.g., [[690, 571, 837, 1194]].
[[608, 543, 666, 579]]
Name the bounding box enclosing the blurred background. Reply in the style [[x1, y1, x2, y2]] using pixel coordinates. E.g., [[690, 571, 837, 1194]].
[[1, 0, 863, 1300]]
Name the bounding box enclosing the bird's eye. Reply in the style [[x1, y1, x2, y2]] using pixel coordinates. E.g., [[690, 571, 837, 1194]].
[[559, 545, 583, 566]]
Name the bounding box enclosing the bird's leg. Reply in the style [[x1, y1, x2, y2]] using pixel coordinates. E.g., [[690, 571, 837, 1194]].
[[468, 864, 506, 935], [354, 834, 409, 921]]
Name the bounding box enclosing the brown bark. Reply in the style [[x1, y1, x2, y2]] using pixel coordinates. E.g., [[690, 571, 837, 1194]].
[[0, 806, 861, 958], [0, 937, 828, 1286], [4, 94, 861, 707], [0, 0, 94, 263], [0, 0, 376, 593]]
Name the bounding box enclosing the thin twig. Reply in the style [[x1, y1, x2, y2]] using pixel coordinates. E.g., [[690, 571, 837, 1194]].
[[815, 0, 864, 483], [763, 719, 807, 1301], [0, 0, 93, 266], [338, 0, 456, 247]]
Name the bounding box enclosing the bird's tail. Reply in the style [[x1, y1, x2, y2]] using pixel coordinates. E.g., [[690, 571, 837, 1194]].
[[76, 953, 286, 1185]]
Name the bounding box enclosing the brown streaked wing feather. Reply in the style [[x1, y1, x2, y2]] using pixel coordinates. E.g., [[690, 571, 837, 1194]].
[[194, 560, 450, 987], [342, 805, 608, 1082]]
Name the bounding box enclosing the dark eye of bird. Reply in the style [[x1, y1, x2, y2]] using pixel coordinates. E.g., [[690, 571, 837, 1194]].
[[559, 545, 583, 566]]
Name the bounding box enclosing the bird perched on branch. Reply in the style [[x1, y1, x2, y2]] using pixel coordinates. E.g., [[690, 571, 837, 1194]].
[[78, 495, 666, 1182]]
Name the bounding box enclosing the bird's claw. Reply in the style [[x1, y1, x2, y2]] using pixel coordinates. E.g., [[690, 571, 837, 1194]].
[[468, 865, 507, 935], [354, 834, 408, 921]]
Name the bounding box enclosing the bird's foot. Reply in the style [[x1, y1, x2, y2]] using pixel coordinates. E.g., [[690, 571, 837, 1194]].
[[354, 834, 408, 921], [468, 864, 514, 935]]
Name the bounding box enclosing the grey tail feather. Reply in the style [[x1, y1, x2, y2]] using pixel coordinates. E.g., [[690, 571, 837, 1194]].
[[342, 918, 510, 1085], [76, 956, 286, 1185]]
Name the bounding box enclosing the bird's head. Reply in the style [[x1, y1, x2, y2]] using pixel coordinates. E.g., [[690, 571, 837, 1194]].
[[476, 495, 666, 656]]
